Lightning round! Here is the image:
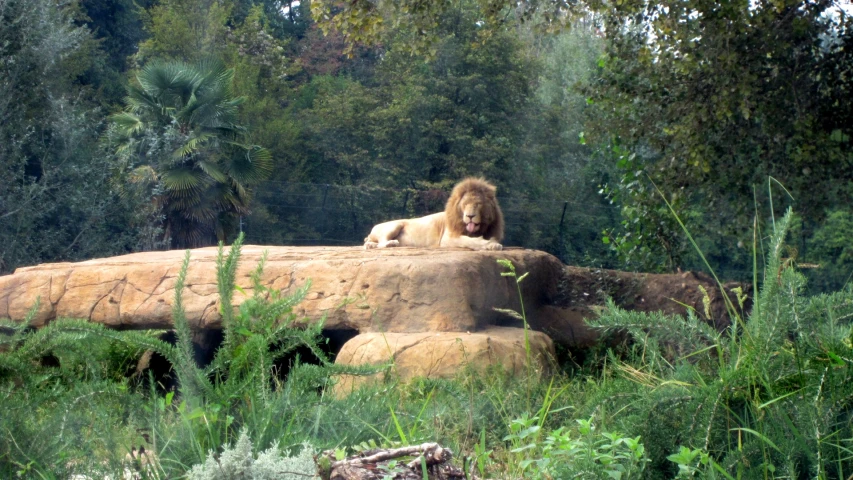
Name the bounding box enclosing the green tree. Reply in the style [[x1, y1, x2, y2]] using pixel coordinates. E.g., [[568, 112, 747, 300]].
[[224, 6, 305, 181], [803, 208, 853, 291], [242, 3, 620, 258], [368, 6, 536, 188], [312, 0, 853, 275], [78, 0, 154, 106], [109, 59, 273, 247], [0, 0, 143, 273], [136, 0, 231, 63], [519, 26, 620, 266], [586, 0, 853, 271]]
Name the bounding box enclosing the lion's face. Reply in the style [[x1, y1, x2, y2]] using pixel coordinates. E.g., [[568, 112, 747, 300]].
[[457, 192, 493, 235], [444, 178, 504, 242]]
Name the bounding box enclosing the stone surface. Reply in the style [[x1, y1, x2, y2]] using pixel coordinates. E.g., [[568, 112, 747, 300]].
[[0, 246, 565, 334], [2, 245, 752, 389], [555, 266, 748, 331], [1, 246, 746, 356], [333, 327, 555, 394]]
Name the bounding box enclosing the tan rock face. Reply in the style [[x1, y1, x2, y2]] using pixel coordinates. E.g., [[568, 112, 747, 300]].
[[333, 327, 555, 393], [0, 246, 568, 335], [1, 245, 745, 389]]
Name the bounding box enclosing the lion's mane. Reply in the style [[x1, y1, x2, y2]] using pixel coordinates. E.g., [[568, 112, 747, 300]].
[[444, 178, 504, 242], [363, 177, 504, 250]]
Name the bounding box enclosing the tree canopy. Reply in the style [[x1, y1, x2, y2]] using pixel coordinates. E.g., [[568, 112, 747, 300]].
[[109, 59, 273, 247], [1, 0, 850, 290]]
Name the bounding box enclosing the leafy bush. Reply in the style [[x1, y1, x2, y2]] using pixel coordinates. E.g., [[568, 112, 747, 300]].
[[187, 428, 317, 480], [586, 208, 853, 478], [0, 311, 159, 477], [804, 208, 853, 292], [147, 234, 381, 475], [505, 413, 648, 479], [164, 233, 340, 409]]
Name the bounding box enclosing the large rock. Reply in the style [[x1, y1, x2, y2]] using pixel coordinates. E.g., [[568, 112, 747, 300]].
[[334, 327, 555, 394], [556, 266, 747, 331], [0, 246, 566, 334], [1, 246, 745, 356], [3, 246, 751, 388]]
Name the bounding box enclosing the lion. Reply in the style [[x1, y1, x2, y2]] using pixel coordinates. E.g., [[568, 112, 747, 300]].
[[363, 178, 504, 251]]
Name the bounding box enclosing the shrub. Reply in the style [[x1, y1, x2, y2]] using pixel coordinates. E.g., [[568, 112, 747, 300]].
[[804, 208, 853, 292], [586, 208, 853, 478], [186, 428, 317, 480]]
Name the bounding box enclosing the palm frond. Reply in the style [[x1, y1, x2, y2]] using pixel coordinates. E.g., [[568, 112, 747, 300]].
[[189, 103, 240, 130], [173, 222, 212, 248], [128, 165, 158, 185], [230, 180, 249, 204], [177, 91, 201, 125], [195, 159, 227, 183], [173, 132, 215, 159], [138, 61, 195, 105], [124, 86, 163, 114], [225, 144, 274, 185], [178, 202, 218, 222], [196, 57, 234, 92], [160, 166, 205, 193], [109, 112, 144, 136], [209, 183, 245, 212]]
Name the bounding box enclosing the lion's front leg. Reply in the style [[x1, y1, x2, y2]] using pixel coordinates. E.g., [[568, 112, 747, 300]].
[[364, 240, 400, 249], [481, 241, 503, 251], [441, 235, 503, 251]]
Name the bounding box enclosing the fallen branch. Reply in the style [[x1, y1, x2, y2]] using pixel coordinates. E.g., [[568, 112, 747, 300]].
[[318, 442, 480, 480]]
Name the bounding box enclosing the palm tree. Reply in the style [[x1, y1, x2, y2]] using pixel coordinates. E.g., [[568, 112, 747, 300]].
[[110, 58, 272, 248]]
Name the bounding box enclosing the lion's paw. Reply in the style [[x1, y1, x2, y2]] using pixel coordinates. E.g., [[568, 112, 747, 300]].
[[483, 242, 503, 251], [379, 240, 400, 248], [364, 241, 379, 250]]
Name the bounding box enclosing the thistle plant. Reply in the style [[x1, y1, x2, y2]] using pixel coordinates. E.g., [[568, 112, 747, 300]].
[[585, 208, 853, 478], [186, 428, 318, 480]]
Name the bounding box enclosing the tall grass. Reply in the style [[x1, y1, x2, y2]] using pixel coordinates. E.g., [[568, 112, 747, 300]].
[[1, 213, 851, 479], [583, 209, 853, 478], [145, 234, 383, 476], [0, 234, 378, 478]]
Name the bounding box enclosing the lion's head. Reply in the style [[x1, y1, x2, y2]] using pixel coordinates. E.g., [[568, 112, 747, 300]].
[[444, 178, 504, 241]]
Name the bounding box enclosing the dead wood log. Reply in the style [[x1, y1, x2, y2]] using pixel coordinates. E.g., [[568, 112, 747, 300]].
[[317, 442, 480, 480]]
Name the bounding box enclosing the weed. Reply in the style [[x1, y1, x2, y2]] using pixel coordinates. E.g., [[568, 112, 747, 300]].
[[150, 234, 380, 474], [504, 413, 649, 479], [186, 428, 317, 479], [2, 208, 852, 480], [585, 208, 853, 478]]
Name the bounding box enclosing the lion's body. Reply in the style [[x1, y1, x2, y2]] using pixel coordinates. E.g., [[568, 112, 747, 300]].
[[364, 178, 504, 251]]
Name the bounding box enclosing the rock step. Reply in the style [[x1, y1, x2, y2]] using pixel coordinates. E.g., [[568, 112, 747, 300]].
[[333, 327, 555, 393], [0, 246, 566, 334], [1, 245, 745, 377]]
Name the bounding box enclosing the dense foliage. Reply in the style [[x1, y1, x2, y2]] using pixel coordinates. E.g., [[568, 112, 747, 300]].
[[1, 0, 626, 273], [588, 0, 853, 276], [108, 59, 273, 247], [1, 211, 851, 478], [309, 0, 853, 283], [1, 0, 848, 286], [0, 0, 143, 271], [1, 0, 852, 477]]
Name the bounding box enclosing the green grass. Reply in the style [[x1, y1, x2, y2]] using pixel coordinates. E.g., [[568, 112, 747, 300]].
[[1, 214, 852, 479]]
